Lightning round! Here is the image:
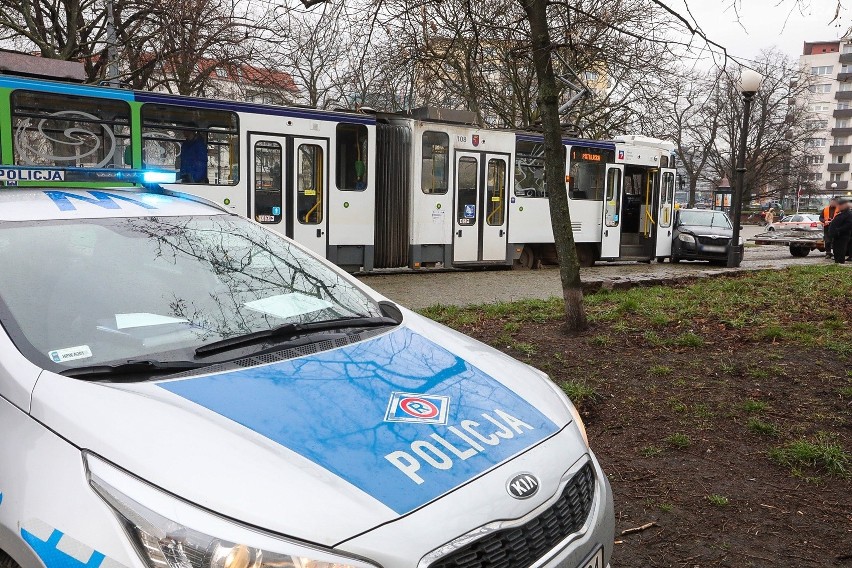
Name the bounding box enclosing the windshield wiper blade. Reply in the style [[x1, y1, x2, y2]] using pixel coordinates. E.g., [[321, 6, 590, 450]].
[[195, 316, 400, 357], [59, 359, 208, 379]]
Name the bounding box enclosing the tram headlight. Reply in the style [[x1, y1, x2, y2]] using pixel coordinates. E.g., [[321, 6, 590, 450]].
[[678, 233, 695, 244]]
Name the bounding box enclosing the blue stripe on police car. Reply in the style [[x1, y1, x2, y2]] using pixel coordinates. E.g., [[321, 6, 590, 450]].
[[160, 327, 560, 515]]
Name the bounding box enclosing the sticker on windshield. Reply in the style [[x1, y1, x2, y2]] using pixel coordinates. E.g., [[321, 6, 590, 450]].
[[48, 345, 92, 363], [114, 313, 188, 329], [244, 293, 334, 320]]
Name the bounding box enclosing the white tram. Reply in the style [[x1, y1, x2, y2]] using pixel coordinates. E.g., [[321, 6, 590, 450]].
[[375, 109, 676, 269]]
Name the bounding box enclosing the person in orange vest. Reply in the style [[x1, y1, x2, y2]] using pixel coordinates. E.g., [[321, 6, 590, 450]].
[[820, 197, 840, 259], [828, 197, 852, 263]]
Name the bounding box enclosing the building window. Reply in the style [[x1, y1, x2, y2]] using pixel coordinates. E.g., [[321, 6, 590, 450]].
[[11, 90, 131, 169], [834, 155, 844, 163], [296, 144, 324, 225], [840, 102, 851, 110], [843, 44, 852, 54], [141, 104, 239, 185], [806, 138, 826, 148], [810, 84, 832, 94], [835, 137, 848, 146], [215, 67, 228, 78], [808, 102, 831, 112], [514, 140, 547, 197], [568, 146, 613, 200], [831, 172, 844, 181], [807, 120, 829, 129], [811, 65, 834, 75], [421, 131, 449, 194], [336, 123, 368, 191], [839, 82, 852, 92], [806, 155, 825, 165]]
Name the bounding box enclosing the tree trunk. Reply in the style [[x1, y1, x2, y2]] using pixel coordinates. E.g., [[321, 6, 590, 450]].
[[520, 0, 587, 332]]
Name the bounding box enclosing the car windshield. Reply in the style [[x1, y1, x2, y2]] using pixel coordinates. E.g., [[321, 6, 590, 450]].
[[0, 215, 381, 371], [678, 210, 732, 229]]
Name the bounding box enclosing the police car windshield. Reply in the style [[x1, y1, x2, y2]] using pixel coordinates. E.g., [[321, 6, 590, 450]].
[[0, 215, 381, 371]]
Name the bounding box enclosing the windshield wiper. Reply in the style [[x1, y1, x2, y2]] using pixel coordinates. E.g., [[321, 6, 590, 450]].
[[195, 316, 400, 357], [59, 359, 209, 380]]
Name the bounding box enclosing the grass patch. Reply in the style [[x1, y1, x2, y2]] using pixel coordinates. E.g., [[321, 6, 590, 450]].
[[747, 418, 779, 437], [743, 399, 768, 413], [512, 342, 537, 356], [769, 433, 850, 477], [666, 433, 691, 449], [649, 365, 672, 376], [839, 386, 852, 398], [706, 494, 730, 507], [590, 334, 613, 347], [659, 502, 674, 513], [673, 331, 705, 348], [640, 445, 663, 457], [561, 380, 597, 404]]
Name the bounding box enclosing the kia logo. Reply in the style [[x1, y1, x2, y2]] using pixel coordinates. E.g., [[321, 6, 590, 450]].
[[507, 473, 540, 499]]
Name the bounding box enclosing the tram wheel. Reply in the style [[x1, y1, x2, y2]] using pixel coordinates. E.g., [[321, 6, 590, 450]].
[[576, 245, 596, 267]]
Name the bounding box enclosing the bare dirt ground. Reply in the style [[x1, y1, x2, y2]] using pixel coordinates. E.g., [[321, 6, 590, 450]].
[[423, 267, 852, 567]]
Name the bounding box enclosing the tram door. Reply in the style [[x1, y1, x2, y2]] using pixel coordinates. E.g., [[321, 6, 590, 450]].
[[601, 164, 624, 258], [656, 168, 676, 258], [292, 138, 329, 258], [249, 134, 329, 258], [453, 152, 510, 263]]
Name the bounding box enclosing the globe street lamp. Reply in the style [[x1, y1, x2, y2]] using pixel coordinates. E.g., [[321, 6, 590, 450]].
[[728, 68, 764, 267]]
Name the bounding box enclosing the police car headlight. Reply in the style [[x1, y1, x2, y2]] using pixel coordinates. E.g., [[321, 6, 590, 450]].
[[85, 454, 377, 568], [538, 372, 589, 447]]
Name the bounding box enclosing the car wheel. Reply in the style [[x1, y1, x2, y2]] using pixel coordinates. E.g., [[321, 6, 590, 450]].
[[656, 256, 666, 263], [767, 226, 775, 231], [670, 254, 680, 264], [1, 550, 20, 568], [790, 245, 810, 257]]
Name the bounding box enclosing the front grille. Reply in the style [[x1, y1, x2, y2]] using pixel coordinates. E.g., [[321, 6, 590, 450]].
[[429, 463, 596, 568], [697, 235, 730, 247]]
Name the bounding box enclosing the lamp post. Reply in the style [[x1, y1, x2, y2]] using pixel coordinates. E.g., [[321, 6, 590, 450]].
[[728, 68, 764, 267]]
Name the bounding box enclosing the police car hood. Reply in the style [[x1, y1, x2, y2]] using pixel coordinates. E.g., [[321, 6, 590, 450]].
[[31, 314, 572, 546]]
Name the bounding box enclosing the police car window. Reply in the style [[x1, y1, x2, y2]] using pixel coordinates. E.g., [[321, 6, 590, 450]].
[[0, 215, 380, 371], [141, 104, 239, 185], [11, 90, 131, 169]]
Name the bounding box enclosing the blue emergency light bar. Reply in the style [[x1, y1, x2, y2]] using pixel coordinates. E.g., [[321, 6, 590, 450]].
[[0, 166, 178, 185]]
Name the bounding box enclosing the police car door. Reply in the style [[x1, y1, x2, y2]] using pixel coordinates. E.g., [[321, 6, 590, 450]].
[[656, 168, 676, 258], [292, 138, 329, 258], [601, 164, 624, 259], [453, 152, 480, 263], [481, 154, 510, 262], [249, 134, 286, 232]]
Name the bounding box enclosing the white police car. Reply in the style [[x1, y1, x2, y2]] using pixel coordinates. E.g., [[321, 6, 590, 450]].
[[0, 168, 614, 568]]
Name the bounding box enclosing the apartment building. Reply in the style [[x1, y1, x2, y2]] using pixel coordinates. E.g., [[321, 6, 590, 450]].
[[799, 36, 852, 200]]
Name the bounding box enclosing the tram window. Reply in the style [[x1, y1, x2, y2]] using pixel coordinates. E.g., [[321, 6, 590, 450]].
[[297, 144, 324, 225], [422, 131, 449, 194], [514, 141, 546, 198], [336, 123, 368, 191], [11, 90, 131, 169], [254, 141, 283, 224], [141, 103, 239, 185], [660, 155, 670, 168], [605, 168, 622, 228], [486, 159, 506, 226], [568, 147, 612, 200], [660, 171, 675, 228], [456, 157, 478, 226]]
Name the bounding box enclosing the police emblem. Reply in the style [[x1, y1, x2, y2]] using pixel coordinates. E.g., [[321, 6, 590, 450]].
[[385, 392, 451, 425]]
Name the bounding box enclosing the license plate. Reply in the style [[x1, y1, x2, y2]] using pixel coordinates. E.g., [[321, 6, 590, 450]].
[[580, 549, 604, 568], [703, 245, 725, 253]]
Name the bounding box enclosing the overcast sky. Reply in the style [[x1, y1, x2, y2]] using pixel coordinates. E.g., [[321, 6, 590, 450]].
[[671, 0, 848, 62]]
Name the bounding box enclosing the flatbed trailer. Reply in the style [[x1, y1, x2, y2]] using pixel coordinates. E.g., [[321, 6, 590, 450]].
[[749, 230, 825, 257]]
